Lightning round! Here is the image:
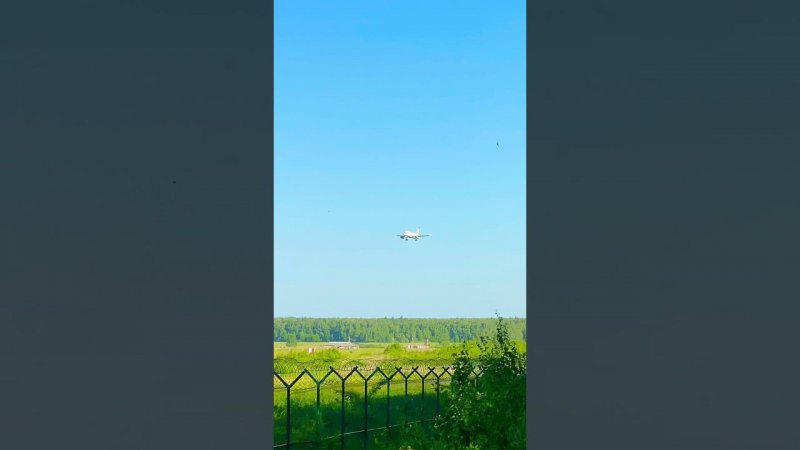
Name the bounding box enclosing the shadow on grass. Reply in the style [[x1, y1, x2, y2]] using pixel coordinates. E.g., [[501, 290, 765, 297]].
[[274, 377, 449, 449]]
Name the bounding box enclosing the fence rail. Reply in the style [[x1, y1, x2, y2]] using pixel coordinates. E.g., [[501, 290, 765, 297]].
[[274, 365, 483, 449]]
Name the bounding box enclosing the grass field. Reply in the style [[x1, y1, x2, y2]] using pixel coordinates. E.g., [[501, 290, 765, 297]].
[[274, 342, 445, 356], [275, 342, 390, 359], [274, 342, 458, 375], [274, 342, 455, 448], [274, 340, 525, 449], [274, 341, 526, 368], [274, 370, 450, 449]]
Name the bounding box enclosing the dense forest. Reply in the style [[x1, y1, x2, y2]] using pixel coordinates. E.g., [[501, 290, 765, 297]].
[[273, 317, 526, 343]]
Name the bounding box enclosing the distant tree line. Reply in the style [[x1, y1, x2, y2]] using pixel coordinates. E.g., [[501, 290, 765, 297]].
[[274, 317, 526, 343]]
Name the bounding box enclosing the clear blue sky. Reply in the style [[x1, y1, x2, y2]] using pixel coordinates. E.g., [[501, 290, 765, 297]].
[[275, 1, 526, 318]]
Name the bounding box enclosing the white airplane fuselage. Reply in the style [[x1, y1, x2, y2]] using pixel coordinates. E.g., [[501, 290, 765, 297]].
[[398, 228, 429, 241], [400, 230, 420, 241]]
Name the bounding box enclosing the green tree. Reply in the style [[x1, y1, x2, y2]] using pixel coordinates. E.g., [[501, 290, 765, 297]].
[[286, 334, 297, 347], [436, 316, 526, 449], [273, 317, 526, 344]]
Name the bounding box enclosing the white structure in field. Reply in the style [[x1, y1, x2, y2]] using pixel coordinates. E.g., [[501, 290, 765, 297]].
[[326, 336, 358, 350], [406, 338, 430, 350]]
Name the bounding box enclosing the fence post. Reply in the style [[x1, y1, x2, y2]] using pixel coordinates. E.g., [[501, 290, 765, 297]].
[[286, 386, 291, 449], [420, 370, 425, 410], [274, 373, 291, 449], [341, 375, 345, 449], [417, 367, 432, 419], [473, 367, 481, 387], [439, 367, 452, 416], [385, 367, 401, 432], [386, 377, 391, 430], [316, 381, 321, 450], [430, 367, 440, 416], [331, 367, 359, 450], [328, 366, 346, 450], [303, 369, 321, 450], [315, 368, 336, 449], [275, 371, 307, 450], [361, 369, 368, 450], [398, 367, 409, 426]]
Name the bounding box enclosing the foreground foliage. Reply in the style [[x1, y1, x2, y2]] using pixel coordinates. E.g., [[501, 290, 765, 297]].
[[434, 316, 527, 450], [272, 317, 526, 450]]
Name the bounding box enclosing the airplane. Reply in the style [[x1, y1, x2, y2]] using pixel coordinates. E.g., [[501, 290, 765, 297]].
[[397, 228, 431, 241]]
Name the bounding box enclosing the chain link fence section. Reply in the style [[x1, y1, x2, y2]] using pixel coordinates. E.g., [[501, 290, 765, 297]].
[[274, 365, 482, 449]]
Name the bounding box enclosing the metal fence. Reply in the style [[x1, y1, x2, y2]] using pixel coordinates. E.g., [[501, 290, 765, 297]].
[[273, 366, 483, 449]]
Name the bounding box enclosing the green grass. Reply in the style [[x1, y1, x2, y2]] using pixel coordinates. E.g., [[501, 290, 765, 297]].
[[273, 340, 526, 449], [274, 342, 463, 377], [274, 371, 451, 449]]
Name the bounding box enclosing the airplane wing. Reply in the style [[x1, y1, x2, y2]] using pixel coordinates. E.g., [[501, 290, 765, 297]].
[[419, 234, 431, 237]]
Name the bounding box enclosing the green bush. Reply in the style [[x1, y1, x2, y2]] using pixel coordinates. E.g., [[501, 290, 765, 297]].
[[312, 348, 343, 363], [435, 316, 526, 449], [383, 342, 405, 356], [373, 422, 447, 450]]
